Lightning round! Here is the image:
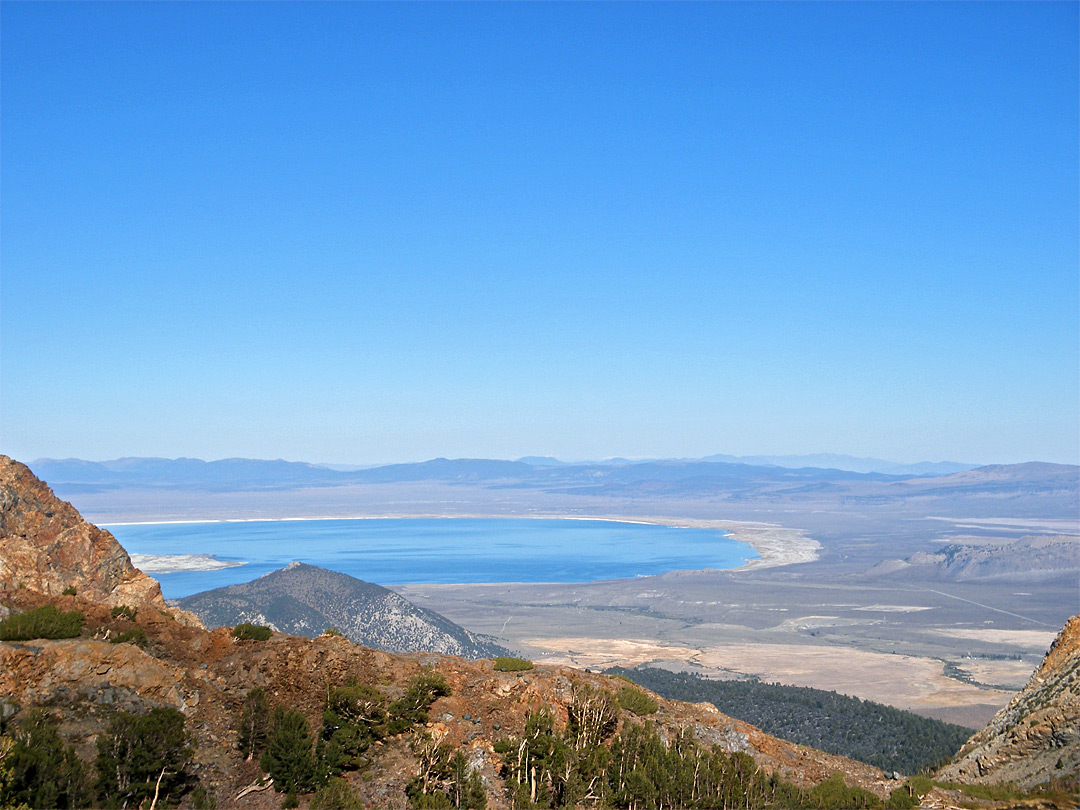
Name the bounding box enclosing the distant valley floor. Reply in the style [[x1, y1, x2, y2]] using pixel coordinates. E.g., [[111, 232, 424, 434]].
[[394, 568, 1068, 729], [62, 478, 1079, 729]]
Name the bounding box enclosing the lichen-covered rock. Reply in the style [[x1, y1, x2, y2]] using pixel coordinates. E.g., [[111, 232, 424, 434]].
[[0, 455, 196, 624], [938, 615, 1080, 788]]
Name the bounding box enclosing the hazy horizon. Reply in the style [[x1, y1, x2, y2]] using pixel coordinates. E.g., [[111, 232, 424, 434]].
[[21, 450, 1078, 472], [3, 3, 1077, 466]]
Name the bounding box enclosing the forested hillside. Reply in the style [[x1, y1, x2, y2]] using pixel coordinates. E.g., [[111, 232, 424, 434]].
[[607, 667, 974, 775]]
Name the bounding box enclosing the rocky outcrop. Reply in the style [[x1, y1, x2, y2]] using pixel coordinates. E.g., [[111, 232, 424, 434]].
[[938, 615, 1080, 788], [0, 456, 193, 621]]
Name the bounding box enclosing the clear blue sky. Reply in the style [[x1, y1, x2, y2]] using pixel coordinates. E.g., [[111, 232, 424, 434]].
[[2, 2, 1077, 466]]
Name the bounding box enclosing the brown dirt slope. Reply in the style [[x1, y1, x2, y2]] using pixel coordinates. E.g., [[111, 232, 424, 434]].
[[938, 615, 1080, 789]]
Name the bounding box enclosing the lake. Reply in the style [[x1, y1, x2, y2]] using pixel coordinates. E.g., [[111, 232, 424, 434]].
[[106, 517, 757, 599]]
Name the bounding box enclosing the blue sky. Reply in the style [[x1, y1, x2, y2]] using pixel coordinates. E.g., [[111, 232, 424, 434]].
[[2, 2, 1077, 465]]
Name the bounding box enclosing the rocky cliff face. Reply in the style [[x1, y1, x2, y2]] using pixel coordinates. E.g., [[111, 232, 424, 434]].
[[938, 615, 1080, 788], [0, 455, 195, 621]]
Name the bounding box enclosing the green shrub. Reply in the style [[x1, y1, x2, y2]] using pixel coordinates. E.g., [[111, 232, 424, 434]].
[[803, 773, 880, 809], [933, 779, 1025, 802], [886, 785, 919, 809], [232, 623, 273, 641], [616, 684, 658, 716], [109, 628, 148, 647], [320, 682, 387, 772], [492, 656, 533, 672], [61, 586, 77, 596], [0, 605, 83, 641], [190, 783, 217, 809], [239, 688, 271, 761], [908, 775, 934, 796], [322, 627, 344, 638], [386, 671, 450, 730], [110, 605, 136, 621], [310, 777, 364, 810]]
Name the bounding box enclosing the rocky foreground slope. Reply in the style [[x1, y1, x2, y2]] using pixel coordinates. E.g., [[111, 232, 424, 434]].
[[2, 453, 1076, 809], [1, 589, 900, 808], [177, 561, 509, 658], [938, 614, 1080, 789]]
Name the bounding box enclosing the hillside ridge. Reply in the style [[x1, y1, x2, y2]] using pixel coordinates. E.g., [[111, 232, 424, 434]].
[[177, 561, 509, 659]]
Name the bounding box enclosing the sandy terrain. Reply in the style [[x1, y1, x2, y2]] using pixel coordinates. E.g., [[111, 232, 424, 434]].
[[595, 517, 821, 569], [525, 636, 1013, 727], [953, 659, 1040, 691], [930, 628, 1061, 647], [927, 516, 1080, 533]]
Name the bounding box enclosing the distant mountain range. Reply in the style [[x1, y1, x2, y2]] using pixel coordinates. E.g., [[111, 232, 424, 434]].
[[520, 453, 977, 476], [30, 453, 980, 493], [26, 457, 1080, 521], [176, 562, 508, 659]]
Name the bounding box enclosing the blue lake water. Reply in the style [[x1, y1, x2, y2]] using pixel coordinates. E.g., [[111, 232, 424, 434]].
[[105, 517, 757, 599]]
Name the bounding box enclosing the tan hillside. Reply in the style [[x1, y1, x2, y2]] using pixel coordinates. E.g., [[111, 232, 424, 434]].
[[938, 614, 1080, 789]]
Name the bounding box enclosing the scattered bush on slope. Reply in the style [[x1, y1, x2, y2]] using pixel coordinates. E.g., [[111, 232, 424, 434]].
[[0, 604, 83, 641]]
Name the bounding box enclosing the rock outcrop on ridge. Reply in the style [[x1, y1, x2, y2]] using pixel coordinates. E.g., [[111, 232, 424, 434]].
[[938, 614, 1080, 788], [177, 561, 509, 659], [0, 455, 185, 616]]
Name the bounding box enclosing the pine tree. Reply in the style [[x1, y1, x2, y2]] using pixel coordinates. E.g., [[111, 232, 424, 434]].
[[0, 710, 90, 809], [261, 709, 317, 795], [238, 688, 270, 761], [96, 707, 192, 808]]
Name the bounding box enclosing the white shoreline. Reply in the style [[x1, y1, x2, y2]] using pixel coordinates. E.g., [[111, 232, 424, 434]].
[[99, 514, 660, 527], [129, 553, 247, 573], [103, 513, 819, 572]]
